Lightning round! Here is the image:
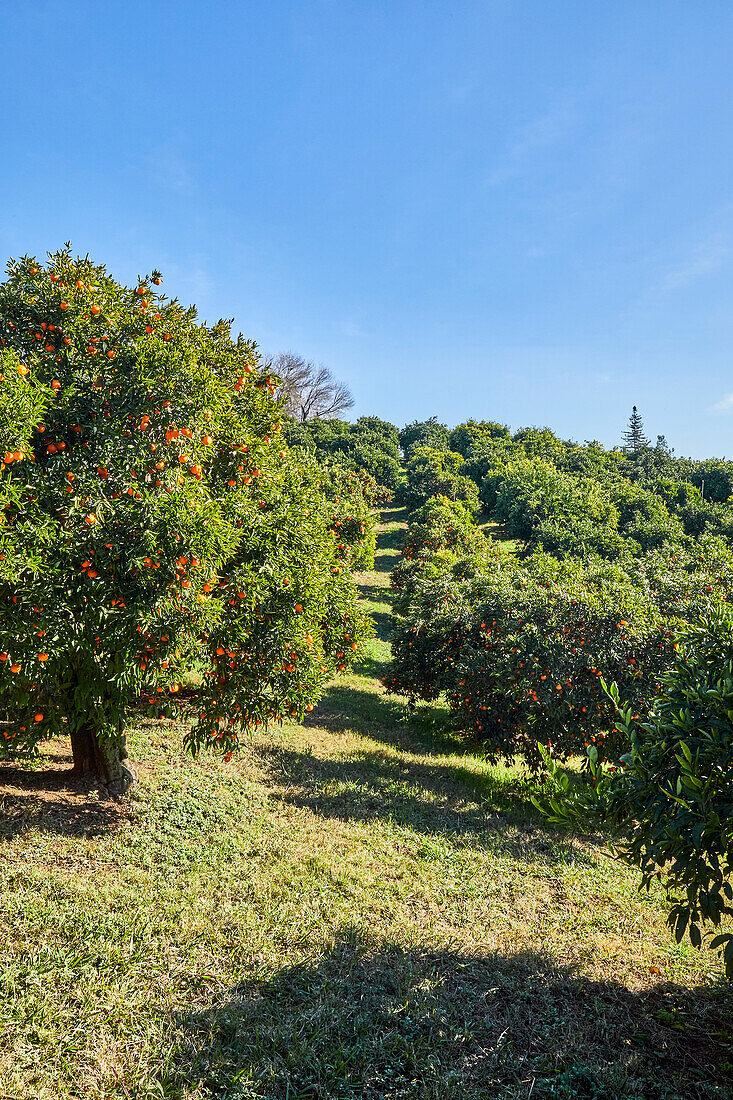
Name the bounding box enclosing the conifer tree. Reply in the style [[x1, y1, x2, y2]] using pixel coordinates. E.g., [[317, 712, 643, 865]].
[[622, 406, 650, 454]]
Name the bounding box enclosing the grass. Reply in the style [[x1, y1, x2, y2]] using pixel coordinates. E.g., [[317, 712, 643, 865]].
[[0, 506, 731, 1098]]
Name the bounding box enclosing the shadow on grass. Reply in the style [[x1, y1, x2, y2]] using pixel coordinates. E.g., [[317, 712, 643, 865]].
[[164, 929, 733, 1099], [356, 579, 394, 600], [251, 737, 573, 863], [376, 507, 408, 545], [373, 550, 401, 573], [0, 762, 127, 839], [305, 681, 458, 752], [362, 608, 394, 644]]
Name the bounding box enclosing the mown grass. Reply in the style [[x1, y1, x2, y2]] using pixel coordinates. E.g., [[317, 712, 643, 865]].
[[0, 508, 731, 1098]]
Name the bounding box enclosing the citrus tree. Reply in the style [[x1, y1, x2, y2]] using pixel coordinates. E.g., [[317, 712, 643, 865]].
[[0, 249, 369, 793], [538, 609, 733, 977]]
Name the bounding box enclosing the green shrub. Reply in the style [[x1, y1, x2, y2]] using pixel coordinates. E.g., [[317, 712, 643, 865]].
[[491, 460, 618, 545], [539, 608, 733, 977], [399, 417, 450, 458], [386, 552, 674, 767], [396, 446, 480, 512]]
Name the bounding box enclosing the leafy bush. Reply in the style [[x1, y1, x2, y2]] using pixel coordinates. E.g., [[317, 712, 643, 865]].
[[397, 446, 480, 512], [688, 459, 733, 503], [448, 419, 511, 459], [386, 551, 676, 767], [610, 482, 685, 551], [398, 417, 449, 458], [539, 609, 733, 977], [283, 415, 400, 492], [491, 460, 618, 546], [390, 496, 487, 594], [316, 463, 377, 570]]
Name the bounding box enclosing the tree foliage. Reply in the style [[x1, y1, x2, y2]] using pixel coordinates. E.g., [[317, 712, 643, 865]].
[[622, 406, 650, 455], [539, 609, 733, 976], [284, 415, 400, 495], [0, 250, 369, 790]]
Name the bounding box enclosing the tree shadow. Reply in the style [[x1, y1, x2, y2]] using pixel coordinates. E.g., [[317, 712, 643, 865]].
[[163, 929, 733, 1099], [304, 681, 457, 752], [373, 550, 401, 572], [355, 581, 394, 603], [251, 738, 583, 867], [363, 607, 394, 643], [0, 757, 129, 839]]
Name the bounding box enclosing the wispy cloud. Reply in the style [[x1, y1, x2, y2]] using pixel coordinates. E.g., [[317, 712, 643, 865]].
[[651, 234, 730, 295], [338, 319, 368, 340], [146, 143, 196, 195], [712, 392, 733, 413], [486, 102, 580, 187]]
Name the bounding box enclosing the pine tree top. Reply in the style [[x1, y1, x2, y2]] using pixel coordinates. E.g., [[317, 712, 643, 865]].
[[622, 406, 650, 454]]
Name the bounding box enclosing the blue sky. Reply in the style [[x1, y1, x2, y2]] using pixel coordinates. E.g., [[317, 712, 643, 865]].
[[2, 1, 733, 456]]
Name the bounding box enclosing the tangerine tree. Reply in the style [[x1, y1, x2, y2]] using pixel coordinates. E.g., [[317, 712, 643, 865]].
[[0, 248, 369, 793]]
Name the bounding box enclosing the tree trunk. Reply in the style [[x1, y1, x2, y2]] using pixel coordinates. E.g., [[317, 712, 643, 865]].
[[70, 724, 136, 796]]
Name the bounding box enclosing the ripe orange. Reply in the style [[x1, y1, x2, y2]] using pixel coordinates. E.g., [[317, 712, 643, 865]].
[[91, 305, 101, 315]]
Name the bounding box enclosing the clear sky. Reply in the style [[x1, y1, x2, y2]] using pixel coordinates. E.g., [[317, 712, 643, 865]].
[[2, 2, 733, 457]]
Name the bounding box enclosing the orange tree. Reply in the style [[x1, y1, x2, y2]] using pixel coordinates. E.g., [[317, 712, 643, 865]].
[[0, 249, 369, 793], [385, 520, 733, 767]]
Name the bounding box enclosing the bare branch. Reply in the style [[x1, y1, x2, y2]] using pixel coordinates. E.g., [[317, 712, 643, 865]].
[[266, 352, 354, 421]]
